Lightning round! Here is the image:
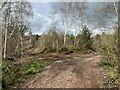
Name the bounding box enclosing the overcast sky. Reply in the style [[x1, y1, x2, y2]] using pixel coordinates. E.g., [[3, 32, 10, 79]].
[[28, 2, 117, 35]]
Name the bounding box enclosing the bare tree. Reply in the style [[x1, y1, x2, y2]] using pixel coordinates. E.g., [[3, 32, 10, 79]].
[[94, 2, 117, 33], [1, 1, 11, 58], [49, 10, 59, 49], [53, 2, 87, 47], [71, 2, 87, 47], [53, 2, 72, 47], [1, 1, 33, 58]]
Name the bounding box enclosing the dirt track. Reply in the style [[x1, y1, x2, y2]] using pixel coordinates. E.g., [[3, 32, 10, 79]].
[[23, 53, 108, 88]]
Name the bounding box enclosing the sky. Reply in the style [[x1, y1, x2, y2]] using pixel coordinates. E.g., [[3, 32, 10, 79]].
[[28, 2, 117, 35], [29, 2, 52, 35]]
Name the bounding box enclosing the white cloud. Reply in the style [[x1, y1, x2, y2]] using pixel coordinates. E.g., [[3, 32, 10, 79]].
[[30, 12, 52, 35], [34, 13, 51, 22], [28, 2, 116, 35]]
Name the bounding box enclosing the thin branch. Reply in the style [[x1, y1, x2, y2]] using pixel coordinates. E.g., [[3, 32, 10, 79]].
[[0, 0, 8, 11], [8, 29, 15, 39], [113, 0, 118, 16]]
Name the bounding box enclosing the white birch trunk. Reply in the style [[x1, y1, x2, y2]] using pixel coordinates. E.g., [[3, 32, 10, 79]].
[[3, 26, 7, 58]]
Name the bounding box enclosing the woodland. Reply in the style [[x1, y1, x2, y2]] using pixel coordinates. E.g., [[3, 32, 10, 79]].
[[0, 1, 120, 89]]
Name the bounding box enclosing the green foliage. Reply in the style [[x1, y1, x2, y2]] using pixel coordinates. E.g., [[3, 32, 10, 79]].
[[99, 26, 119, 87], [2, 60, 16, 88], [66, 34, 75, 46], [44, 27, 59, 50], [2, 59, 51, 88], [100, 60, 113, 69], [44, 39, 53, 49], [100, 32, 118, 66], [57, 47, 69, 53], [41, 47, 56, 53], [92, 34, 101, 51], [68, 45, 79, 51], [100, 59, 118, 85], [47, 47, 56, 52], [80, 25, 93, 50], [25, 60, 49, 74], [40, 25, 94, 53]]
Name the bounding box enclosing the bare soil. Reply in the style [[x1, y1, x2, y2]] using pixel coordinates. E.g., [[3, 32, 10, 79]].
[[22, 52, 108, 88]]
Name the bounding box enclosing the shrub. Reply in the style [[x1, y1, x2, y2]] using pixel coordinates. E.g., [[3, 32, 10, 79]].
[[99, 29, 119, 87], [2, 60, 15, 88], [47, 47, 56, 52], [68, 45, 78, 51], [25, 60, 49, 74], [57, 47, 69, 53], [100, 33, 118, 67], [2, 59, 51, 88], [81, 25, 93, 50], [40, 47, 56, 53]]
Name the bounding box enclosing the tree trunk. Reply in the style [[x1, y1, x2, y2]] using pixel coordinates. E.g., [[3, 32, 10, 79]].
[[20, 35, 23, 57], [64, 21, 68, 47], [64, 31, 66, 47], [3, 26, 7, 58], [52, 42, 55, 49], [56, 40, 59, 48], [3, 2, 11, 58], [74, 36, 77, 47], [76, 40, 79, 48], [118, 1, 120, 75]]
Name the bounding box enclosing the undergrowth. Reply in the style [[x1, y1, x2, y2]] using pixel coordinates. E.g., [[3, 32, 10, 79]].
[[2, 59, 52, 89], [99, 59, 119, 88]]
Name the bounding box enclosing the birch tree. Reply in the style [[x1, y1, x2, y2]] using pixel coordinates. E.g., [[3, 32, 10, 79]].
[[71, 2, 87, 47], [1, 1, 11, 58], [49, 10, 59, 49], [58, 2, 72, 47], [1, 0, 33, 58]]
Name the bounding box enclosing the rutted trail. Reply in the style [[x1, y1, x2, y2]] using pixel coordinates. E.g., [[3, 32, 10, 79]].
[[23, 54, 107, 88]]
